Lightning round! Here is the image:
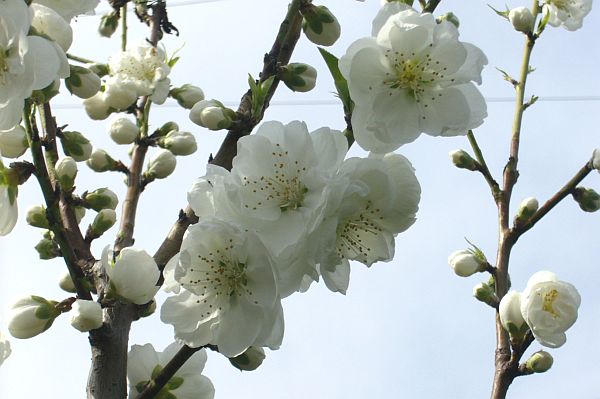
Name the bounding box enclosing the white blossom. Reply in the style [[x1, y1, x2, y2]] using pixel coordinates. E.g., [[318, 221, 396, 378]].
[[0, 181, 18, 236], [0, 125, 28, 159], [520, 271, 581, 348], [103, 247, 160, 305], [161, 219, 284, 357], [128, 342, 214, 399], [69, 299, 103, 332], [340, 8, 487, 152], [31, 3, 73, 51], [33, 0, 99, 21], [543, 0, 592, 31], [7, 295, 60, 339], [0, 329, 10, 367]]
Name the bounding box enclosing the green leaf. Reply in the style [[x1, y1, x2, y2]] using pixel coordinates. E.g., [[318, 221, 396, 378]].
[[317, 47, 353, 115], [166, 376, 184, 390]]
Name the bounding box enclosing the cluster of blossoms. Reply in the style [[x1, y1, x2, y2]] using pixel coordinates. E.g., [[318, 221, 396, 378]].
[[161, 120, 421, 357]]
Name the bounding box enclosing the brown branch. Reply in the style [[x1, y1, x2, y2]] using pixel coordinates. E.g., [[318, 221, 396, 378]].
[[467, 130, 501, 199]]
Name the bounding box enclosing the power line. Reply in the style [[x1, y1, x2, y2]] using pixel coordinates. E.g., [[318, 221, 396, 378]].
[[94, 0, 231, 14]]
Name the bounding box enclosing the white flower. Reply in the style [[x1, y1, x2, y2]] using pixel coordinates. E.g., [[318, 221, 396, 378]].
[[0, 125, 28, 159], [499, 291, 528, 337], [0, 0, 69, 130], [0, 182, 18, 236], [128, 342, 214, 399], [103, 247, 160, 305], [508, 6, 535, 33], [0, 329, 10, 367], [448, 249, 484, 277], [520, 271, 581, 348], [161, 219, 284, 357], [69, 299, 103, 332], [108, 41, 171, 104], [108, 117, 139, 145], [33, 0, 100, 22], [543, 0, 592, 31], [7, 295, 60, 339], [340, 8, 487, 152], [104, 75, 139, 110], [145, 149, 177, 179], [31, 3, 73, 51], [371, 2, 411, 36]]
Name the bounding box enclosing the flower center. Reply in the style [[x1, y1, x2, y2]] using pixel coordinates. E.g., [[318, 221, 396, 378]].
[[551, 0, 570, 9], [336, 200, 384, 263], [542, 289, 560, 318]]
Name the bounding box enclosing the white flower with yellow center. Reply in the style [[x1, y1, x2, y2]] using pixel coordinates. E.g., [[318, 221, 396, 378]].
[[340, 8, 487, 153], [543, 0, 592, 31], [520, 271, 581, 348], [161, 219, 284, 357]]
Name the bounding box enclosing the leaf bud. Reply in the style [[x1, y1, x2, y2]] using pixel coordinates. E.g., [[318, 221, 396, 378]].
[[26, 205, 49, 229], [86, 149, 119, 173], [69, 300, 103, 332], [0, 125, 28, 159], [300, 4, 341, 46], [189, 100, 234, 131], [55, 156, 78, 190], [8, 295, 61, 339], [508, 7, 535, 33], [448, 249, 486, 277], [65, 66, 101, 99], [449, 149, 477, 171], [280, 63, 317, 93], [572, 187, 600, 212], [514, 197, 538, 225], [60, 131, 93, 162], [90, 209, 117, 237], [525, 350, 553, 373], [169, 84, 205, 109], [99, 12, 119, 38], [229, 346, 266, 371], [158, 131, 197, 156], [144, 149, 177, 179], [83, 187, 119, 211]]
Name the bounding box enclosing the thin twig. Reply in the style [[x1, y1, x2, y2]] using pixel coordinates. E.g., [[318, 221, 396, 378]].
[[467, 130, 501, 198]]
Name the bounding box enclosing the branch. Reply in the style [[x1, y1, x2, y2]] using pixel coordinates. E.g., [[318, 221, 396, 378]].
[[467, 130, 501, 198], [423, 0, 442, 13]]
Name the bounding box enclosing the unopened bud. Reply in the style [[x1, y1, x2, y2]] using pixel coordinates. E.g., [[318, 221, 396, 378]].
[[301, 4, 341, 46], [66, 66, 101, 99], [88, 63, 110, 78], [189, 100, 234, 131], [499, 291, 529, 341], [60, 131, 93, 162], [514, 197, 538, 225], [26, 205, 49, 229], [99, 12, 119, 38], [157, 121, 180, 136], [280, 63, 317, 93], [58, 272, 76, 293], [31, 80, 60, 103], [145, 149, 177, 179], [158, 131, 197, 156], [86, 149, 119, 172], [74, 206, 86, 224], [169, 84, 205, 109], [572, 187, 600, 212], [55, 156, 78, 190], [473, 282, 498, 307], [83, 93, 112, 121], [83, 188, 119, 211], [90, 209, 117, 237], [450, 149, 477, 171], [509, 7, 534, 33], [592, 149, 600, 171], [229, 346, 266, 371], [436, 12, 460, 28], [108, 117, 139, 145], [0, 125, 28, 159], [525, 350, 553, 373], [35, 236, 61, 260], [69, 300, 103, 332], [448, 249, 486, 277], [8, 295, 60, 339]]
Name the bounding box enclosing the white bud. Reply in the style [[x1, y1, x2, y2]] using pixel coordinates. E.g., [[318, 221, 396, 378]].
[[87, 149, 117, 172], [515, 197, 538, 224], [0, 125, 28, 159], [60, 131, 93, 162], [26, 205, 49, 229], [229, 346, 266, 371], [8, 296, 60, 339], [58, 272, 77, 293], [66, 66, 101, 99], [108, 117, 139, 145], [31, 4, 73, 51], [449, 149, 477, 170], [448, 249, 485, 277], [83, 93, 112, 121], [159, 131, 197, 156], [592, 148, 600, 171], [499, 291, 529, 339], [69, 300, 103, 332], [84, 188, 118, 211], [104, 76, 138, 110], [169, 84, 205, 109], [280, 63, 317, 92], [189, 99, 234, 130], [145, 149, 177, 179], [98, 12, 119, 37], [55, 156, 78, 190], [90, 208, 117, 236], [301, 5, 341, 46], [525, 350, 553, 373], [509, 7, 535, 33]]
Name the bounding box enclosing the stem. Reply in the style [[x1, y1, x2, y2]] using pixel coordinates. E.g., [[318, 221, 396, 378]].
[[467, 130, 500, 198], [67, 53, 97, 64], [121, 4, 128, 51]]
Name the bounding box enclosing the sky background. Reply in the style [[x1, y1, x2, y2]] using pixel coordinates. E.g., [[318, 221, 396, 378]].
[[1, 0, 600, 398]]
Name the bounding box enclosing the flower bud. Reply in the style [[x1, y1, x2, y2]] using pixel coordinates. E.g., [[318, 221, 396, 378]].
[[448, 249, 485, 277], [0, 330, 10, 366], [8, 296, 60, 339], [99, 12, 119, 38], [229, 346, 266, 371], [26, 205, 49, 229], [157, 121, 179, 137], [35, 236, 61, 259], [55, 156, 78, 190], [104, 76, 138, 110], [88, 63, 110, 78], [65, 66, 101, 99], [473, 282, 498, 307], [449, 149, 477, 171], [572, 187, 600, 212], [525, 350, 553, 373], [514, 197, 538, 224], [58, 272, 76, 293], [83, 188, 119, 211], [509, 7, 534, 33], [86, 149, 119, 173], [74, 206, 86, 224], [280, 63, 317, 92], [60, 131, 93, 162], [189, 100, 234, 131], [592, 149, 600, 171], [31, 3, 73, 51], [90, 208, 117, 237], [145, 149, 177, 179], [499, 291, 529, 340], [169, 84, 205, 109], [83, 92, 112, 120], [31, 80, 61, 103], [301, 4, 341, 46], [158, 131, 197, 156], [436, 12, 460, 28], [0, 125, 28, 159], [69, 300, 103, 332], [108, 117, 139, 145]]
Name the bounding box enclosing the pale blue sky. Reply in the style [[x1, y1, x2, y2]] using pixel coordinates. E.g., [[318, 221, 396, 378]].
[[1, 0, 599, 397]]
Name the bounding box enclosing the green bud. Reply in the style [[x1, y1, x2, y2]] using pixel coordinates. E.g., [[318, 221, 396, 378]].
[[55, 156, 78, 190], [229, 346, 266, 371], [30, 80, 61, 103], [300, 4, 341, 46], [88, 63, 110, 78], [157, 121, 180, 136], [572, 187, 600, 212], [60, 131, 93, 162], [26, 205, 49, 229], [65, 65, 101, 99], [90, 209, 117, 237], [99, 12, 119, 38], [169, 84, 205, 109], [514, 197, 538, 225], [449, 149, 477, 171], [35, 236, 61, 260], [83, 188, 119, 211], [86, 149, 119, 173], [280, 63, 317, 93], [525, 350, 553, 373], [437, 12, 460, 28], [473, 282, 498, 307]]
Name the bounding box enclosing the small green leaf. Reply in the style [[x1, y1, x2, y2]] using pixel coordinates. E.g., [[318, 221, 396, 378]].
[[166, 376, 184, 390], [317, 47, 353, 115]]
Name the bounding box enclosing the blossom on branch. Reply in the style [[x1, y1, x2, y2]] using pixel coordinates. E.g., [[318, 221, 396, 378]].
[[103, 247, 160, 305], [543, 0, 592, 31], [32, 0, 100, 22]]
